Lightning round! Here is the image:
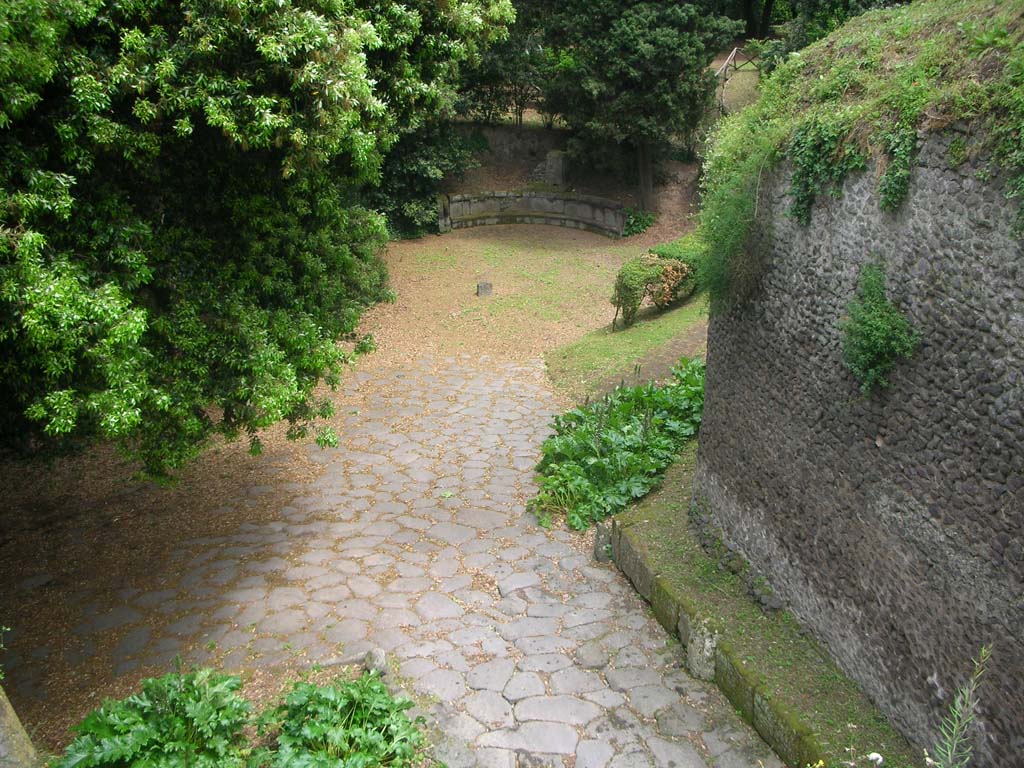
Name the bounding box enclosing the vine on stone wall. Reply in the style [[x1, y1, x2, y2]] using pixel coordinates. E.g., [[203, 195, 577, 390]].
[[840, 263, 919, 393]]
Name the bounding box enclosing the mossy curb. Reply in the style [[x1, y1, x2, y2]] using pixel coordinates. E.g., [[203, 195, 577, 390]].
[[608, 445, 922, 768], [613, 518, 823, 767]]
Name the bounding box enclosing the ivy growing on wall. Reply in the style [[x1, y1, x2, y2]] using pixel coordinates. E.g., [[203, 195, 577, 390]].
[[699, 0, 1024, 310]]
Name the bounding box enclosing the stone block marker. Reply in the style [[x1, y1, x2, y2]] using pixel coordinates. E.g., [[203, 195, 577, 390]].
[[476, 282, 493, 297]]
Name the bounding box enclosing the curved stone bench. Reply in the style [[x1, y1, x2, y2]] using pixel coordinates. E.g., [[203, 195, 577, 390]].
[[439, 191, 625, 238]]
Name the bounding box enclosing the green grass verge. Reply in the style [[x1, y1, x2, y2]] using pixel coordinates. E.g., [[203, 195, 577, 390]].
[[618, 444, 923, 768], [545, 295, 708, 397]]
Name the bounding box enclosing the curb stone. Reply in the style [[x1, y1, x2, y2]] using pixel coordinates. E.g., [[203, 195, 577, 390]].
[[610, 516, 824, 768]]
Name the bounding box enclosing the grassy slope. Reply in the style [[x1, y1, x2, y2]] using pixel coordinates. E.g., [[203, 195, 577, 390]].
[[620, 445, 923, 767], [545, 296, 708, 398], [701, 0, 1024, 303]]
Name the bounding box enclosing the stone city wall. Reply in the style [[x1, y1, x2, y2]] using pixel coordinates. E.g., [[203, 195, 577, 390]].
[[439, 191, 625, 238], [692, 132, 1023, 766]]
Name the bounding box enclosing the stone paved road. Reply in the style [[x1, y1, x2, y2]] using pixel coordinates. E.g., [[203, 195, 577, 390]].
[[5, 354, 781, 768]]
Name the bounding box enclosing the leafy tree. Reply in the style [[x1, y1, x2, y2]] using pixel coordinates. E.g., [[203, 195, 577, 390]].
[[541, 1, 740, 209], [458, 0, 550, 126], [0, 0, 512, 475]]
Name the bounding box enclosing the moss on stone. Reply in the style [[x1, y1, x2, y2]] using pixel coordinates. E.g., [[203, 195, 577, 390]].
[[618, 444, 924, 767]]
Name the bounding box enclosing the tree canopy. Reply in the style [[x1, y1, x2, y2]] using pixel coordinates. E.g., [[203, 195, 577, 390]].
[[0, 0, 511, 475], [542, 0, 739, 208]]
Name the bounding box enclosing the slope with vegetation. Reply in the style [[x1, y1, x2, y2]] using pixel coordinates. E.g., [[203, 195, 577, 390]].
[[699, 0, 1024, 308]]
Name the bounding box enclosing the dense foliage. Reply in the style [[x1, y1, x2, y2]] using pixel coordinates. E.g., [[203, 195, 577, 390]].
[[841, 263, 918, 393], [611, 256, 698, 328], [53, 669, 252, 768], [611, 230, 706, 327], [0, 0, 511, 474], [458, 0, 550, 126], [529, 357, 705, 530], [261, 674, 423, 768], [51, 670, 426, 768], [700, 0, 1024, 310], [540, 1, 739, 209]]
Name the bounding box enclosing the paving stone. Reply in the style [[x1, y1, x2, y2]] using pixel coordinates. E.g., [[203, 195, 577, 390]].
[[609, 752, 654, 768], [606, 667, 665, 691], [645, 737, 706, 768], [515, 695, 602, 725], [517, 654, 573, 673], [498, 618, 561, 641], [477, 722, 579, 754], [655, 704, 706, 737], [577, 740, 616, 768], [498, 572, 540, 596], [467, 658, 516, 691], [261, 609, 308, 635], [503, 672, 546, 702], [465, 690, 515, 728], [550, 667, 604, 695], [416, 592, 464, 620], [416, 668, 466, 700], [629, 685, 679, 717], [475, 748, 517, 768]]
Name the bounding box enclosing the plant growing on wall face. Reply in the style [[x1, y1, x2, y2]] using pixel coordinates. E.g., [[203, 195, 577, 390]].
[[841, 262, 919, 393]]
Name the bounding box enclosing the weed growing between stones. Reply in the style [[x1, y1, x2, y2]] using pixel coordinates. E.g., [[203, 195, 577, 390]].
[[841, 263, 919, 393], [529, 357, 705, 529]]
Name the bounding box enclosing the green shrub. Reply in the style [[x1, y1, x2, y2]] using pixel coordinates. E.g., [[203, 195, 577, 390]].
[[611, 255, 698, 328], [262, 673, 423, 768], [53, 669, 252, 768], [528, 357, 705, 530], [623, 208, 656, 237], [841, 263, 919, 393]]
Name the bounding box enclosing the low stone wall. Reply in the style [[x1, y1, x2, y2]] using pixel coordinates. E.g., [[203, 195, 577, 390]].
[[439, 191, 625, 237], [692, 132, 1023, 766]]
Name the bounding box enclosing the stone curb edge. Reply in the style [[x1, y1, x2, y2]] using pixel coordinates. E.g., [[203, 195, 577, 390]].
[[608, 516, 824, 768]]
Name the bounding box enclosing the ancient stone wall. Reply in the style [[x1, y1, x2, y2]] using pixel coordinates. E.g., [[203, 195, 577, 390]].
[[456, 124, 568, 163], [693, 132, 1023, 766], [440, 191, 625, 237]]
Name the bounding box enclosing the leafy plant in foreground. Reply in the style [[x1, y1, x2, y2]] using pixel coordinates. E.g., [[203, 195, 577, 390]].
[[261, 672, 424, 768], [529, 357, 705, 530], [52, 669, 251, 768], [841, 263, 919, 393]]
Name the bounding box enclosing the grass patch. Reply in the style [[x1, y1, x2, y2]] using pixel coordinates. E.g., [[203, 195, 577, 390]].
[[546, 295, 708, 397], [618, 445, 923, 767], [721, 68, 760, 114]]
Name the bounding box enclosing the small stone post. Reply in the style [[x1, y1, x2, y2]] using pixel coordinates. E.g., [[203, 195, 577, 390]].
[[0, 685, 37, 768]]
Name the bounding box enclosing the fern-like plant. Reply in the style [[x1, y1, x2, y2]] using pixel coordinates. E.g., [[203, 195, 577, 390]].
[[926, 646, 991, 768]]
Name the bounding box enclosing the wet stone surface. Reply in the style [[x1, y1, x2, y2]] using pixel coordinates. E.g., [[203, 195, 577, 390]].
[[5, 355, 781, 768]]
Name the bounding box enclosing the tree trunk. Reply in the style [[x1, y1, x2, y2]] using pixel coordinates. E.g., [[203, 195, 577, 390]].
[[744, 0, 759, 37], [637, 140, 654, 212], [759, 0, 776, 36], [0, 685, 37, 768]]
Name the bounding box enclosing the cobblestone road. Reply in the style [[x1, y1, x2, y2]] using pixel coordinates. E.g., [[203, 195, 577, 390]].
[[5, 354, 781, 768]]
